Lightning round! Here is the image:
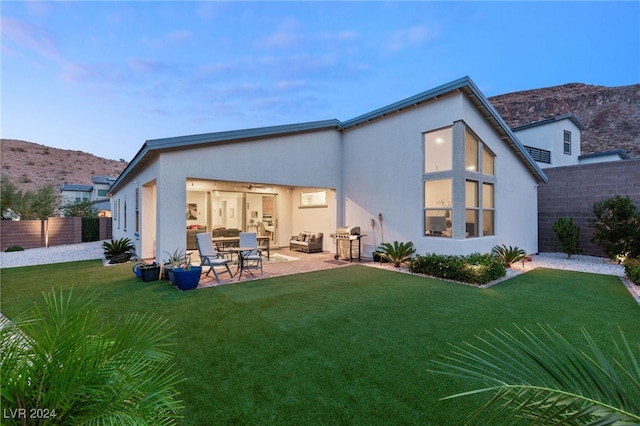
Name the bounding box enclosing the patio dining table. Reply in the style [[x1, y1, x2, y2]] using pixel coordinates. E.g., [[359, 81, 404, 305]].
[[227, 247, 261, 279], [212, 236, 270, 260]]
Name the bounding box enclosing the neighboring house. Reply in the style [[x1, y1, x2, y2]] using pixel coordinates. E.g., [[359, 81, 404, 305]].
[[513, 114, 631, 169], [578, 149, 631, 164], [108, 76, 548, 262], [60, 176, 116, 217], [512, 114, 586, 169]]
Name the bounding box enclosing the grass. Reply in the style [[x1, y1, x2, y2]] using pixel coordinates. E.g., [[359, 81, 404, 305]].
[[2, 261, 639, 425]]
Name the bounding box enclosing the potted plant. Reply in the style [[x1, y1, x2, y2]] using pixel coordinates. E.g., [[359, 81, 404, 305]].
[[172, 258, 202, 291], [139, 262, 161, 282], [102, 238, 135, 264], [163, 249, 188, 284]]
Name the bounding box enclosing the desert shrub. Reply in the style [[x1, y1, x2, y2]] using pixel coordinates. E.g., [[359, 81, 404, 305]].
[[591, 195, 640, 260], [491, 244, 526, 267], [4, 245, 24, 252], [409, 253, 505, 285], [102, 237, 135, 259], [376, 241, 416, 267], [552, 217, 583, 258], [624, 258, 640, 286]]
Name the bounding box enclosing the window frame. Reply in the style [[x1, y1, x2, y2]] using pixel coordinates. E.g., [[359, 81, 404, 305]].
[[300, 190, 327, 208], [564, 130, 572, 155], [423, 123, 496, 239]]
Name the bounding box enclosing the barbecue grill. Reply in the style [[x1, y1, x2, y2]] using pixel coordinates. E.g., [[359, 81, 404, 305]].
[[330, 226, 365, 261]]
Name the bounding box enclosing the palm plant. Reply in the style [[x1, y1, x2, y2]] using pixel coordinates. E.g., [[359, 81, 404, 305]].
[[429, 325, 640, 425], [0, 289, 184, 425], [491, 244, 526, 268], [102, 237, 135, 259], [376, 241, 416, 267]]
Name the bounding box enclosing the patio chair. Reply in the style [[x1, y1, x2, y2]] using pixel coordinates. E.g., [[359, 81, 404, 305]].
[[196, 233, 232, 283], [238, 232, 263, 278]]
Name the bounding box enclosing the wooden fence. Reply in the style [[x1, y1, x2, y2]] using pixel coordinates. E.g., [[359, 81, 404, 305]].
[[1, 217, 112, 251]]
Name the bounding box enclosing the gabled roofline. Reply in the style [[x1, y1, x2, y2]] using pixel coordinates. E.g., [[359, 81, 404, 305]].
[[511, 113, 586, 132], [109, 77, 548, 194]]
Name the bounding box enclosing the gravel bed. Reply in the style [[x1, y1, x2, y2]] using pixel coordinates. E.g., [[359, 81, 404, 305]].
[[0, 241, 105, 269]]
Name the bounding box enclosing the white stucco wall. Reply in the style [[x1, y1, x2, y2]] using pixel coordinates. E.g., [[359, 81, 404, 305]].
[[111, 87, 543, 261], [514, 119, 582, 169], [341, 92, 540, 257], [113, 129, 343, 261]]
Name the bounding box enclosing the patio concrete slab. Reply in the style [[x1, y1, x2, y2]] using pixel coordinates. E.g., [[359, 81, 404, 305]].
[[188, 249, 370, 289]]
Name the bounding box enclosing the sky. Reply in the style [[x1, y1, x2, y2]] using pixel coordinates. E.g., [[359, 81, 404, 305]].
[[2, 1, 639, 162]]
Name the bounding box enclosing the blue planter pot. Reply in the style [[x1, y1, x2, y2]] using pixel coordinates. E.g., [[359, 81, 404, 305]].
[[173, 266, 202, 290]]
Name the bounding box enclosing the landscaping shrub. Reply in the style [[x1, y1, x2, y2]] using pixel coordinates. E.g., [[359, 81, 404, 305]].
[[4, 245, 24, 252], [376, 241, 415, 267], [491, 244, 526, 267], [409, 252, 505, 285], [551, 217, 583, 258], [624, 258, 640, 286], [591, 195, 640, 261], [82, 217, 100, 242], [102, 237, 135, 260]]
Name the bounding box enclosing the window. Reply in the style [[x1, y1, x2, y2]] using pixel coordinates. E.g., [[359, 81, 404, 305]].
[[482, 183, 494, 236], [98, 189, 108, 197], [465, 180, 479, 237], [465, 131, 478, 172], [424, 127, 452, 172], [300, 190, 326, 207], [424, 123, 496, 239], [135, 188, 139, 233], [482, 146, 495, 174], [564, 130, 571, 155], [424, 179, 452, 237]]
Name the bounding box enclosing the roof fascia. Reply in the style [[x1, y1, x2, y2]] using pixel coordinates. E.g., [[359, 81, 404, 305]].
[[341, 76, 471, 129], [511, 113, 586, 132], [108, 119, 341, 195], [462, 78, 548, 183]]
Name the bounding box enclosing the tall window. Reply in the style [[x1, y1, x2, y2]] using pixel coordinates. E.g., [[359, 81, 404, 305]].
[[135, 188, 140, 233], [564, 130, 571, 155], [465, 129, 495, 238], [424, 124, 496, 239], [465, 180, 479, 237], [482, 183, 494, 236]]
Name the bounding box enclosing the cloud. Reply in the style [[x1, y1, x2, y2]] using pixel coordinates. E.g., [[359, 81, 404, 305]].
[[0, 17, 59, 59], [385, 25, 440, 52]]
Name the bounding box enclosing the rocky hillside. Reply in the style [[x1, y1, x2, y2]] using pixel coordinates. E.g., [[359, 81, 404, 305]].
[[1, 82, 638, 193], [1, 139, 128, 192], [489, 83, 640, 158]]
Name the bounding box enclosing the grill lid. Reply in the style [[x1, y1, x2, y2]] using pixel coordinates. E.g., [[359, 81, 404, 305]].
[[336, 226, 360, 235]]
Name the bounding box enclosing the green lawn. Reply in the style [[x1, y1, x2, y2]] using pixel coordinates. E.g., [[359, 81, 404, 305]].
[[2, 261, 639, 425]]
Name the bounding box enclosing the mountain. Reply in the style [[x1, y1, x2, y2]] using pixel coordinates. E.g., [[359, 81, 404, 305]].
[[0, 139, 128, 192], [2, 82, 638, 192], [489, 83, 640, 158]]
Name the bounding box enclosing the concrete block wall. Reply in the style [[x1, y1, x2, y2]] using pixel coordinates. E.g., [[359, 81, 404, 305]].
[[538, 159, 640, 256]]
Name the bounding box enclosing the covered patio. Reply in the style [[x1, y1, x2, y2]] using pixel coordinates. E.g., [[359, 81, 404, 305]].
[[188, 248, 368, 289]]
